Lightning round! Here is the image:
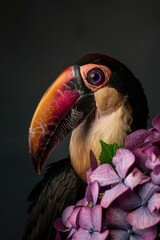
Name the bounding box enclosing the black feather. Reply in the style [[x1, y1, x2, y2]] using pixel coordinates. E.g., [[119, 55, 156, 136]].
[[108, 70, 149, 131], [23, 158, 85, 240]]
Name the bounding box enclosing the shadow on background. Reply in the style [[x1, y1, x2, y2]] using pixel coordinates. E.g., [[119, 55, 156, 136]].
[[1, 0, 160, 239]]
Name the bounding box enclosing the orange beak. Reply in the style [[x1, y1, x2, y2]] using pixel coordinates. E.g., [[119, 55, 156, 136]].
[[29, 65, 95, 174]]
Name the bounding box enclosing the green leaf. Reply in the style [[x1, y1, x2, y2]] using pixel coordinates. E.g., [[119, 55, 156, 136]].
[[99, 140, 122, 165]]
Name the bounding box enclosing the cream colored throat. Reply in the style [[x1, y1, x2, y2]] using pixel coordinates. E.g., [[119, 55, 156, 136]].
[[70, 88, 132, 180], [69, 89, 132, 181]]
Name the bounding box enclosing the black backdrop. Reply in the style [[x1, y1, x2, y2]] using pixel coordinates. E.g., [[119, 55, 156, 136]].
[[1, 0, 160, 239]]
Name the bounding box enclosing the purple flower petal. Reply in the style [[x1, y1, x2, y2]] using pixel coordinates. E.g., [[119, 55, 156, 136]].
[[54, 218, 69, 232], [110, 227, 157, 240], [90, 181, 99, 205], [152, 113, 160, 131], [76, 181, 99, 207], [77, 205, 102, 232], [133, 226, 157, 240], [148, 193, 160, 213], [127, 206, 160, 229], [85, 181, 99, 205], [133, 148, 150, 172], [109, 229, 131, 240], [61, 205, 75, 228], [72, 228, 109, 240], [72, 228, 91, 239], [86, 168, 92, 184], [143, 141, 160, 170], [90, 150, 98, 171], [124, 168, 150, 190], [55, 231, 61, 240], [90, 164, 120, 186], [79, 207, 92, 230], [130, 236, 143, 240], [74, 205, 108, 240], [143, 140, 160, 170], [85, 183, 93, 203], [145, 154, 160, 170], [145, 130, 160, 142], [91, 181, 99, 205], [125, 129, 152, 151], [137, 182, 160, 201], [113, 149, 135, 178], [106, 204, 129, 229], [91, 230, 109, 240], [76, 197, 88, 207], [69, 207, 81, 229], [92, 205, 102, 232], [101, 183, 128, 208], [119, 190, 141, 212], [151, 165, 160, 184], [67, 227, 76, 239], [86, 150, 98, 184], [106, 204, 157, 240]]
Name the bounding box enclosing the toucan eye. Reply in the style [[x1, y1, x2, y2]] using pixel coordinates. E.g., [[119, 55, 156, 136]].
[[86, 68, 105, 86]]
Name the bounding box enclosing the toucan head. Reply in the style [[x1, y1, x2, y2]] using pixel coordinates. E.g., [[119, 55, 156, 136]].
[[29, 53, 149, 177]]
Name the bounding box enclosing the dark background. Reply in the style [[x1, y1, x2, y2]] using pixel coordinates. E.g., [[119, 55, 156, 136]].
[[1, 0, 160, 239]]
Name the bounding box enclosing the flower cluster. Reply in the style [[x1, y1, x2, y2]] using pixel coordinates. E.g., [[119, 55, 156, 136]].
[[54, 114, 160, 240]]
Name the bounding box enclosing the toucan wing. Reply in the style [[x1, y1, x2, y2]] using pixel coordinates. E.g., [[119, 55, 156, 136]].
[[23, 157, 85, 240]]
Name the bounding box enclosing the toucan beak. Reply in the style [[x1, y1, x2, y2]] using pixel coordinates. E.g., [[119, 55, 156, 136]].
[[29, 65, 95, 174]]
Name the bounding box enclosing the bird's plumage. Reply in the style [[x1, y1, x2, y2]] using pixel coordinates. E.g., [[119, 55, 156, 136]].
[[23, 158, 85, 240], [23, 53, 149, 240]]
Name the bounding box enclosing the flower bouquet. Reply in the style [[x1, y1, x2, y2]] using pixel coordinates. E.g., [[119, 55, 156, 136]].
[[54, 114, 160, 240]]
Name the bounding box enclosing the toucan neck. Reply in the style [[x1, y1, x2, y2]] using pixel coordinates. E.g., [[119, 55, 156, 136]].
[[69, 102, 132, 181]]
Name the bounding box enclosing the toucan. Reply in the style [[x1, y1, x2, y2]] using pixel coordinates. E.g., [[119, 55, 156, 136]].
[[23, 53, 149, 240]]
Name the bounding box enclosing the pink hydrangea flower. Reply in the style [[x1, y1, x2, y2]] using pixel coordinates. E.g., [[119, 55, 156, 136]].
[[119, 182, 160, 229], [89, 149, 149, 208], [72, 205, 109, 240]]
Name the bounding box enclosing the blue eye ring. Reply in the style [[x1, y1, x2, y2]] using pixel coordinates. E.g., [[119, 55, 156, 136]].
[[86, 68, 105, 86]]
